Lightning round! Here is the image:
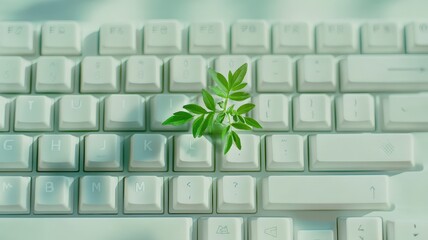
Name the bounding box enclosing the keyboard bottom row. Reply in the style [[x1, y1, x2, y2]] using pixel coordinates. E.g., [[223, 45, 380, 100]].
[[0, 217, 424, 240]]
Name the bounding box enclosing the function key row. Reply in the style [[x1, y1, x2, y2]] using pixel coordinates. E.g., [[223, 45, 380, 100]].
[[1, 20, 428, 55]]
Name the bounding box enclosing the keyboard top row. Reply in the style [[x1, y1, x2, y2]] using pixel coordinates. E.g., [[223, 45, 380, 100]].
[[1, 20, 428, 55]]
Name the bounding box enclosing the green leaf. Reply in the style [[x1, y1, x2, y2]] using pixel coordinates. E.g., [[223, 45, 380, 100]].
[[231, 82, 247, 91], [192, 115, 205, 137], [245, 117, 262, 129], [197, 113, 214, 137], [221, 125, 230, 139], [217, 101, 224, 108], [224, 133, 233, 154], [206, 113, 215, 132], [202, 89, 216, 111], [231, 122, 252, 130], [231, 131, 241, 150], [236, 103, 255, 115], [208, 69, 228, 91], [228, 71, 233, 84], [231, 63, 247, 88], [211, 86, 227, 98], [183, 104, 207, 114], [232, 115, 238, 122], [215, 112, 226, 123], [227, 105, 234, 113], [162, 111, 193, 126], [229, 92, 250, 101], [237, 115, 246, 123]]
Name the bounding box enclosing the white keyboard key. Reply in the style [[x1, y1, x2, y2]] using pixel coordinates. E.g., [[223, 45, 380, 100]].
[[189, 22, 227, 54], [124, 176, 163, 213], [81, 56, 120, 93], [129, 134, 167, 171], [263, 175, 390, 210], [0, 176, 30, 214], [387, 220, 428, 240], [15, 96, 54, 131], [257, 55, 294, 92], [252, 94, 289, 131], [84, 134, 122, 171], [406, 22, 428, 53], [79, 176, 118, 214], [339, 217, 383, 240], [198, 217, 244, 240], [362, 22, 404, 53], [0, 57, 31, 93], [170, 55, 207, 92], [298, 55, 337, 92], [341, 55, 428, 92], [125, 56, 162, 93], [273, 22, 314, 54], [336, 94, 375, 131], [170, 176, 212, 213], [217, 176, 256, 213], [309, 133, 415, 171], [250, 218, 293, 240], [0, 22, 34, 55], [59, 95, 99, 131], [150, 94, 190, 131], [104, 94, 145, 131], [293, 94, 332, 131], [99, 23, 137, 54], [0, 97, 10, 131], [144, 20, 182, 54], [38, 135, 79, 171], [35, 56, 74, 93], [174, 134, 214, 171], [317, 23, 359, 54], [0, 135, 32, 171], [220, 134, 260, 171], [266, 135, 304, 171], [298, 230, 334, 240], [382, 94, 428, 131], [215, 55, 251, 91], [34, 176, 74, 214], [42, 21, 81, 55], [232, 20, 270, 53]]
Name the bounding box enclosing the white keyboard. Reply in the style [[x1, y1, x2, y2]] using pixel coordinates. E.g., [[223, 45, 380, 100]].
[[0, 17, 428, 240]]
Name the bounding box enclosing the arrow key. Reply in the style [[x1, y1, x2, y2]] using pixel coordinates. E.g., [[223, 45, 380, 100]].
[[338, 217, 383, 240], [249, 217, 293, 240]]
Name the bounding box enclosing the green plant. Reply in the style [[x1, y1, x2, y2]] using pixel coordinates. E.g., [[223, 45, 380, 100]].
[[162, 63, 262, 154]]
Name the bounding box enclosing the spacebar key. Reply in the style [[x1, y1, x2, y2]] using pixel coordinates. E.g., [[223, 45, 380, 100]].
[[0, 218, 193, 240]]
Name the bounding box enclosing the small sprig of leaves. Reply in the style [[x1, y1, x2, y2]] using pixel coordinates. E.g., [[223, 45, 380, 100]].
[[162, 63, 262, 154]]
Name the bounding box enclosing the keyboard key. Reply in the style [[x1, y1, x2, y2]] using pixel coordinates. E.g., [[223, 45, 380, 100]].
[[34, 176, 74, 214], [250, 218, 293, 240], [150, 94, 190, 131], [0, 135, 32, 171], [0, 97, 10, 131], [220, 134, 260, 171], [232, 20, 270, 54], [0, 176, 30, 214], [0, 57, 31, 93], [298, 55, 337, 92], [215, 55, 251, 91], [309, 133, 415, 171], [125, 56, 163, 93], [35, 56, 74, 93], [0, 22, 34, 55], [406, 22, 428, 53], [174, 134, 214, 171], [297, 230, 334, 240], [84, 134, 123, 171], [341, 55, 428, 92], [257, 55, 294, 92], [338, 217, 383, 240], [169, 55, 207, 92], [42, 21, 81, 55], [266, 135, 305, 171], [170, 176, 212, 213], [124, 176, 163, 213], [129, 134, 167, 171], [38, 135, 79, 171], [382, 94, 428, 131], [362, 22, 404, 53], [198, 217, 244, 240], [79, 176, 118, 214], [293, 94, 332, 131], [273, 22, 314, 54], [263, 175, 390, 210], [144, 20, 182, 54], [99, 23, 137, 54], [387, 220, 428, 240], [15, 96, 54, 131], [80, 56, 120, 93], [189, 22, 227, 54], [336, 94, 375, 131], [317, 23, 359, 54], [104, 94, 145, 131], [59, 95, 99, 131], [252, 94, 289, 131], [217, 176, 256, 213]]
